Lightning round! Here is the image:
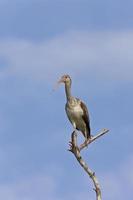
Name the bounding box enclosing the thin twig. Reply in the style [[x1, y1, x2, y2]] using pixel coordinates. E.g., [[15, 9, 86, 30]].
[[68, 129, 109, 200], [79, 128, 109, 151]]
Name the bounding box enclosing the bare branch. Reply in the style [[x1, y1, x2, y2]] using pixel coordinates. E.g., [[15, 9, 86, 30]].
[[68, 129, 109, 200], [79, 128, 109, 151]]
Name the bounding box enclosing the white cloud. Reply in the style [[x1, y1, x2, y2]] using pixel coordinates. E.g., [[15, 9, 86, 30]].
[[0, 155, 132, 200], [100, 156, 133, 200], [0, 171, 92, 200], [121, 156, 133, 188], [0, 30, 133, 84], [0, 173, 58, 200], [0, 155, 131, 200]]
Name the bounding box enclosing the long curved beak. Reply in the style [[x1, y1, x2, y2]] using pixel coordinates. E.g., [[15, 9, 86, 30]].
[[53, 78, 64, 91], [58, 77, 64, 84]]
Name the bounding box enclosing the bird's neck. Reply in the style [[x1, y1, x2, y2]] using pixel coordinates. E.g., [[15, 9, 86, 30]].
[[65, 83, 72, 101]]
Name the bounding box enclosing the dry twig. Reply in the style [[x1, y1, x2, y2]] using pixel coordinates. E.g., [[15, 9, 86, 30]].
[[68, 128, 109, 200]]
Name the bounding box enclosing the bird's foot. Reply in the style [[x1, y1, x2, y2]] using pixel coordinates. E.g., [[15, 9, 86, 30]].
[[90, 134, 93, 139], [84, 136, 92, 147], [85, 140, 88, 147]]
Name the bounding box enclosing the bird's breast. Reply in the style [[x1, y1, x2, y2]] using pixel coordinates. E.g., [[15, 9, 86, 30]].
[[66, 103, 83, 120], [65, 103, 86, 132]]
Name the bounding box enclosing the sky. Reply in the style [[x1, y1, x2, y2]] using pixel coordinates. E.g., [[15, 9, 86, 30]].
[[0, 0, 133, 199]]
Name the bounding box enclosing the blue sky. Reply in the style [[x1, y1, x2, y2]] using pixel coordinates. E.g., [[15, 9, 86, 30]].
[[0, 0, 133, 199]]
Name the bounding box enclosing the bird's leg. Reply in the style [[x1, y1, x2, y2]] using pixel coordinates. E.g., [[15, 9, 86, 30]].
[[84, 134, 93, 148]]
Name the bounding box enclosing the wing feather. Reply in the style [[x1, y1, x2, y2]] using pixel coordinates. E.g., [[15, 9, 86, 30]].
[[80, 100, 91, 138]]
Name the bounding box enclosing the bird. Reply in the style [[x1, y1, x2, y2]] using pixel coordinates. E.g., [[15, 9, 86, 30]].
[[58, 74, 91, 142]]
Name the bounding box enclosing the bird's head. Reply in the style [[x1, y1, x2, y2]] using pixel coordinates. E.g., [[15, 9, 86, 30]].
[[53, 74, 72, 91], [58, 74, 72, 85]]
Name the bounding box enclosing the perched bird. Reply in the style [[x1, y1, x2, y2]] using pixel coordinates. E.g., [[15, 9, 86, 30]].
[[58, 74, 91, 142]]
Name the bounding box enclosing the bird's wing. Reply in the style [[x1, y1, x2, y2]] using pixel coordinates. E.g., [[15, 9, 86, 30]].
[[79, 99, 91, 137]]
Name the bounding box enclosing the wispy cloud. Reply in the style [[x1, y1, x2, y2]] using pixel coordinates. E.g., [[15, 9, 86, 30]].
[[100, 156, 133, 200], [0, 30, 133, 84], [0, 173, 57, 200], [0, 156, 132, 200]]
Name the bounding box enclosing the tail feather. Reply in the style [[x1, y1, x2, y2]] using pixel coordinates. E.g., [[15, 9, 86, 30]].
[[87, 126, 91, 139], [82, 125, 91, 140]]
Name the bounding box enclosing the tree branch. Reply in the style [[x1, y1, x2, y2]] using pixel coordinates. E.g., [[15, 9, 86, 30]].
[[68, 128, 109, 200], [79, 128, 109, 151]]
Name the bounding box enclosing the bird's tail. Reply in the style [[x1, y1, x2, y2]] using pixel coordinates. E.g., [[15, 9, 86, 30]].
[[87, 126, 91, 139]]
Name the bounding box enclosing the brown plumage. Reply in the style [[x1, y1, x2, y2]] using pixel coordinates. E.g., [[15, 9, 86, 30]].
[[80, 101, 91, 139], [58, 74, 91, 142]]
